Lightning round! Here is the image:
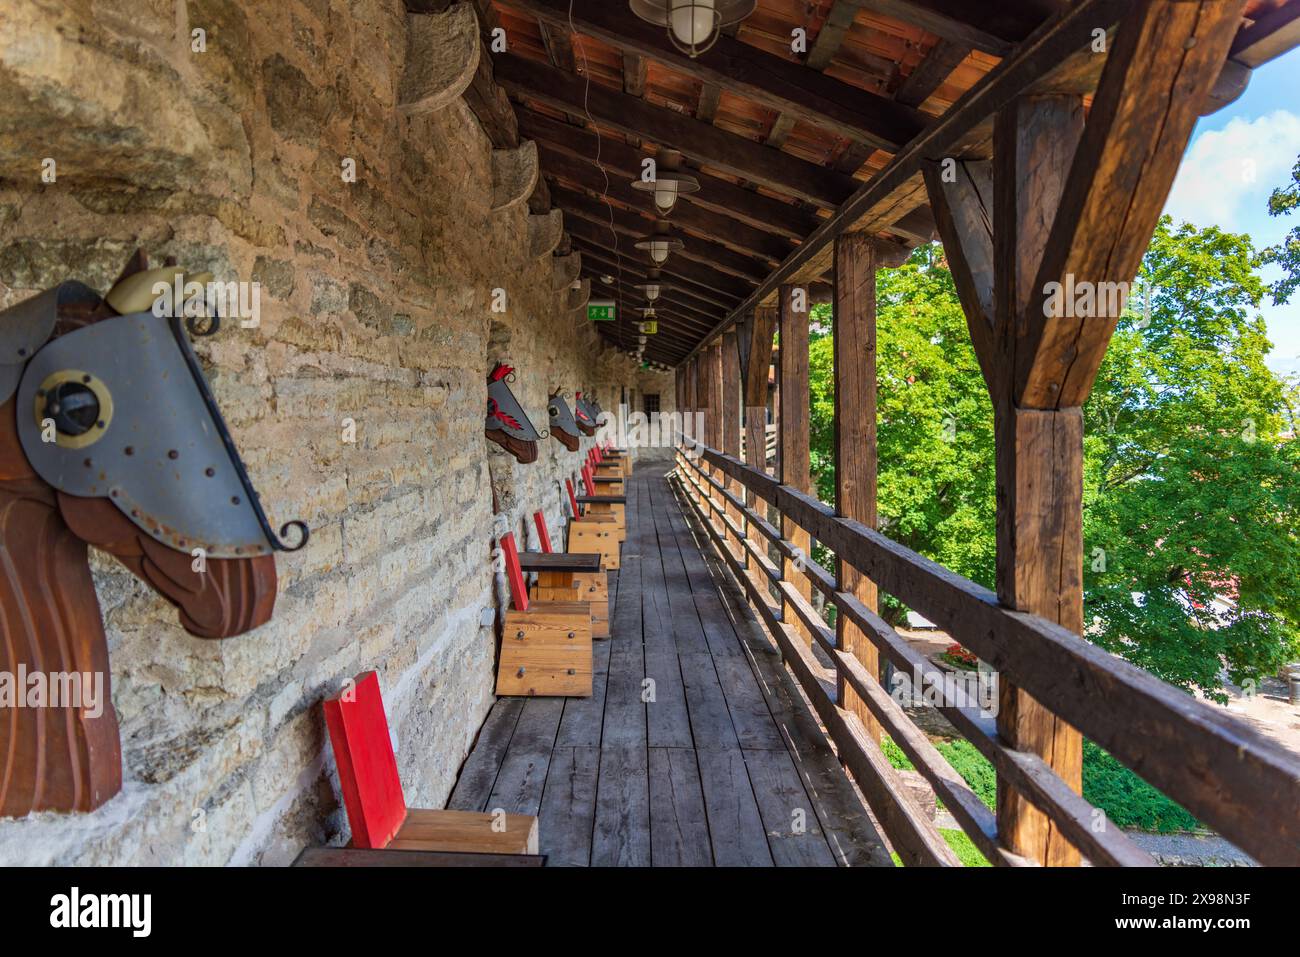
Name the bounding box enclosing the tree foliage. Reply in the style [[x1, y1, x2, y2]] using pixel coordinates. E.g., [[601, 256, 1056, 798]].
[[1263, 155, 1300, 305], [806, 219, 1299, 699]]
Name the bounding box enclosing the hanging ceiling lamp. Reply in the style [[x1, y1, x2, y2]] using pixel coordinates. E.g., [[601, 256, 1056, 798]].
[[634, 269, 669, 303], [630, 0, 757, 57], [631, 150, 700, 216], [634, 221, 684, 266]]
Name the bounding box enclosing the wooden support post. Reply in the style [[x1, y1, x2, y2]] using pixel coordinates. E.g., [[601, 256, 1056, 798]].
[[832, 232, 907, 742], [989, 93, 1087, 868], [704, 340, 724, 530], [721, 330, 743, 560], [778, 284, 813, 645], [919, 0, 1245, 866], [739, 306, 777, 601], [682, 354, 698, 470]]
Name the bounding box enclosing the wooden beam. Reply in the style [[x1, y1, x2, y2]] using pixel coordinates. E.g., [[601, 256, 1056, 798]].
[[833, 233, 887, 742], [721, 330, 744, 560], [500, 0, 927, 152], [578, 260, 726, 327], [856, 0, 1056, 56], [572, 239, 739, 315], [677, 0, 1133, 366], [564, 219, 751, 303], [1018, 0, 1248, 409], [495, 54, 860, 209], [989, 93, 1086, 867], [895, 38, 970, 108], [778, 284, 813, 646], [518, 109, 820, 241], [622, 52, 647, 95], [807, 1, 860, 70], [697, 82, 723, 123], [923, 158, 997, 383], [580, 270, 719, 330], [738, 305, 777, 597], [537, 147, 792, 262], [551, 185, 773, 283]]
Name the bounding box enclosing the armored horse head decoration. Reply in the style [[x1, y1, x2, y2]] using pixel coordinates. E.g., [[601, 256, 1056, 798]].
[[0, 251, 307, 817], [547, 390, 581, 452], [484, 363, 543, 464], [572, 390, 598, 437]]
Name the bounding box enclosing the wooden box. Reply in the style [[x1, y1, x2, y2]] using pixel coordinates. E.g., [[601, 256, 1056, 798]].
[[496, 602, 593, 696], [533, 569, 610, 639], [568, 519, 620, 569]]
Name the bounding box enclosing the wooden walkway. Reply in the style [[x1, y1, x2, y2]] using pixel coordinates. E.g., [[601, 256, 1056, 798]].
[[448, 465, 892, 866]]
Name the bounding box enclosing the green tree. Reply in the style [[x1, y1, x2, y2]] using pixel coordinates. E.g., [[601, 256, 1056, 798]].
[[1262, 155, 1300, 305], [806, 219, 1299, 698], [1083, 218, 1299, 699], [809, 245, 997, 618]]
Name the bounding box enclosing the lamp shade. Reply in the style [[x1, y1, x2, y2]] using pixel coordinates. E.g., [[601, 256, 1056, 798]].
[[629, 0, 757, 57]]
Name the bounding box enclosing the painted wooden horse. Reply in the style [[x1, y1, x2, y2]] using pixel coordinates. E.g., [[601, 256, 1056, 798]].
[[484, 363, 543, 464], [0, 253, 306, 817], [546, 390, 581, 452]]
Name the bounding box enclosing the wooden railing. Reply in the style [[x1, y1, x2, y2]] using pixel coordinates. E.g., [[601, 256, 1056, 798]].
[[674, 440, 1300, 867]]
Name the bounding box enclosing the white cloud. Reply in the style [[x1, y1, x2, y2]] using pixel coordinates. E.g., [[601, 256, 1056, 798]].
[[1164, 109, 1300, 237]]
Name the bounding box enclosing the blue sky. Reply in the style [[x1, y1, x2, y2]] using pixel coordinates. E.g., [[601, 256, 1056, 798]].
[[1163, 47, 1300, 376]]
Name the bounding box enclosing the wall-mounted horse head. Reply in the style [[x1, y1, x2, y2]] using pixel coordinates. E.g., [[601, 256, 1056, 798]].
[[0, 252, 307, 817], [484, 363, 543, 464], [572, 390, 598, 437], [547, 390, 580, 452]]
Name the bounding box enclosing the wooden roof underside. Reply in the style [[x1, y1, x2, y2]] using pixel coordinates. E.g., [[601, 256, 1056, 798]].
[[448, 0, 1300, 367]]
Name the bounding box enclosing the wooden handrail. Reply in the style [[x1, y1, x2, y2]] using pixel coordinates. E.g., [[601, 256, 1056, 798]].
[[680, 453, 1150, 866], [675, 440, 1300, 866]]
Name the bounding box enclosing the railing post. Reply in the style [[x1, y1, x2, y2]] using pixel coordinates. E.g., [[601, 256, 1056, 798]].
[[703, 340, 723, 527], [739, 306, 777, 601], [833, 232, 905, 743], [721, 330, 743, 560], [778, 283, 813, 646], [683, 353, 698, 485]]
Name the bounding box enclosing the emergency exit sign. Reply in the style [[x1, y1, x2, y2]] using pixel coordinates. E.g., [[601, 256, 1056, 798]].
[[588, 300, 616, 321]]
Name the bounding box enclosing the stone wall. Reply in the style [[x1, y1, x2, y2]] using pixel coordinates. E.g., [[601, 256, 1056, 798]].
[[0, 0, 636, 864]]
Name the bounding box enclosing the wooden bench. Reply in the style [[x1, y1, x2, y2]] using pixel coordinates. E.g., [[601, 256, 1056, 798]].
[[523, 518, 609, 639], [566, 477, 621, 569], [496, 531, 593, 696], [318, 670, 540, 859]]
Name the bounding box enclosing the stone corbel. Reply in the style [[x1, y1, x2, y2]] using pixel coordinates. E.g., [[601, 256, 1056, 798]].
[[566, 278, 591, 312], [491, 140, 540, 212], [396, 4, 481, 116], [552, 251, 582, 290], [528, 209, 564, 261]]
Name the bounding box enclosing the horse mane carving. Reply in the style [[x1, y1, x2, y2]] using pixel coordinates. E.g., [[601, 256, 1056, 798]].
[[0, 253, 282, 817]]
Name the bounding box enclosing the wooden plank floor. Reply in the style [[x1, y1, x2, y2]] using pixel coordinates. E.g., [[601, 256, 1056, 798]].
[[448, 464, 893, 866]]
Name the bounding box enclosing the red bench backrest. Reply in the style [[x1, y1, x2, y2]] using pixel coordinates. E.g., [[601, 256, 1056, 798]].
[[581, 463, 596, 497], [533, 510, 552, 553], [565, 478, 581, 517], [500, 530, 528, 612], [323, 671, 407, 850]]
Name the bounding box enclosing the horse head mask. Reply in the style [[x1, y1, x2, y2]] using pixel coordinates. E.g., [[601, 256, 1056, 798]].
[[572, 390, 598, 437], [484, 363, 543, 464], [0, 251, 306, 816], [547, 390, 580, 452]]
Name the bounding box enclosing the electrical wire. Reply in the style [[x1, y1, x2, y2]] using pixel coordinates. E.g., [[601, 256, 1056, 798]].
[[569, 0, 630, 360]]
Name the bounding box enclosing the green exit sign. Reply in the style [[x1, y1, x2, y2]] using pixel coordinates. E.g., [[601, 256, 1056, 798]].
[[588, 300, 616, 322]]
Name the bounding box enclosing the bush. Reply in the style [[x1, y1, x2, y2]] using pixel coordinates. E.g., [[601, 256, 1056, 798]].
[[880, 735, 1199, 834]]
